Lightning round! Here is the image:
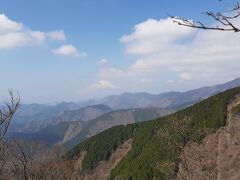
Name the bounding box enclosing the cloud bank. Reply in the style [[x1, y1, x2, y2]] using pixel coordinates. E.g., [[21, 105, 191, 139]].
[[0, 14, 66, 49], [0, 14, 86, 59], [97, 17, 240, 92]]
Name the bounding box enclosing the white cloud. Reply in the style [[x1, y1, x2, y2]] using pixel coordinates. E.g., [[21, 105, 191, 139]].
[[90, 80, 118, 90], [0, 32, 27, 49], [121, 18, 194, 55], [47, 30, 66, 41], [178, 72, 192, 80], [52, 45, 87, 58], [98, 58, 108, 64], [0, 14, 22, 33], [0, 14, 66, 49], [29, 31, 46, 43], [97, 17, 240, 92]]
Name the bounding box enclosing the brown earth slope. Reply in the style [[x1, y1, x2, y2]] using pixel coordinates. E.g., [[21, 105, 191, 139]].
[[177, 95, 240, 180], [71, 139, 133, 180]]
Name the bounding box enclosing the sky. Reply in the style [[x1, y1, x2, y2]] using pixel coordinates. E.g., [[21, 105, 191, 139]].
[[0, 0, 240, 103]]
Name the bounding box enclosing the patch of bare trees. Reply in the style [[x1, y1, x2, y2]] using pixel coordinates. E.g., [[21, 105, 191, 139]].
[[0, 136, 71, 179], [0, 92, 68, 180], [0, 92, 81, 179], [1, 140, 69, 180], [0, 91, 20, 178]]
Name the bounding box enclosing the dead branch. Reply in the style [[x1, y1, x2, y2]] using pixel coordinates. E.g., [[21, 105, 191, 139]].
[[0, 90, 20, 141], [171, 2, 240, 32]]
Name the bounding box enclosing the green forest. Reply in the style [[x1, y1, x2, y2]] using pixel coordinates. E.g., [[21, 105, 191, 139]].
[[65, 87, 240, 179]]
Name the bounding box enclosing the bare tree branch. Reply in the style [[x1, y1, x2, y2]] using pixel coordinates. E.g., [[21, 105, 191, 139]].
[[0, 90, 20, 141], [14, 141, 28, 180], [171, 2, 240, 32]]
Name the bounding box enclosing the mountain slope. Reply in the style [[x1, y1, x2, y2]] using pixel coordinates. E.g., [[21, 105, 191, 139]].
[[8, 121, 71, 145], [32, 104, 112, 131], [9, 107, 172, 146], [8, 105, 112, 144], [9, 102, 83, 133], [65, 87, 240, 179], [64, 107, 173, 149], [11, 104, 112, 133], [177, 95, 240, 179]]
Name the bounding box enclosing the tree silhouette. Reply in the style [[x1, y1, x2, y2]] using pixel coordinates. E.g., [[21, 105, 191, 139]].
[[172, 2, 240, 32], [0, 90, 20, 141]]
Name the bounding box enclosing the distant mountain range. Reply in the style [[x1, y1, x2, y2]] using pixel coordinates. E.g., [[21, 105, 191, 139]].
[[9, 104, 112, 133], [11, 77, 240, 125], [94, 77, 240, 109], [9, 106, 172, 148], [7, 77, 240, 148], [10, 102, 83, 126]]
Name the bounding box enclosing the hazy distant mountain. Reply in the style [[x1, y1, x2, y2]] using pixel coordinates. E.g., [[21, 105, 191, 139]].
[[9, 107, 173, 147], [96, 77, 240, 109], [28, 104, 112, 131], [97, 91, 179, 109], [9, 104, 111, 133], [11, 102, 81, 125], [7, 77, 240, 146], [10, 77, 240, 128]]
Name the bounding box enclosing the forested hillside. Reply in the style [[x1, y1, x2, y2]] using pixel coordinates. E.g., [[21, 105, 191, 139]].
[[65, 87, 240, 179], [64, 107, 172, 149]]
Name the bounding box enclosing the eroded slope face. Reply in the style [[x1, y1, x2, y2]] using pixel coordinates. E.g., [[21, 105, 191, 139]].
[[81, 139, 132, 180], [178, 95, 240, 180], [69, 139, 133, 180]]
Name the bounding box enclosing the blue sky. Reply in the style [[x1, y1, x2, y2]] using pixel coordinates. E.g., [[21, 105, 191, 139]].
[[0, 0, 239, 103]]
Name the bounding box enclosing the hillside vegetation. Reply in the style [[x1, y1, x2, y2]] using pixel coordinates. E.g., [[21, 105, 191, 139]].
[[64, 108, 172, 149], [65, 87, 240, 179]]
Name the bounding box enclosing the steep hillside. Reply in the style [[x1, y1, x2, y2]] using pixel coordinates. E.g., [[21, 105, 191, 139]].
[[177, 95, 240, 179], [65, 87, 240, 179], [64, 107, 173, 149]]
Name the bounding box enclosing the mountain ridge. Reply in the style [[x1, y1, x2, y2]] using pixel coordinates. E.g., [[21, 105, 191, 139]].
[[94, 77, 240, 109]]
